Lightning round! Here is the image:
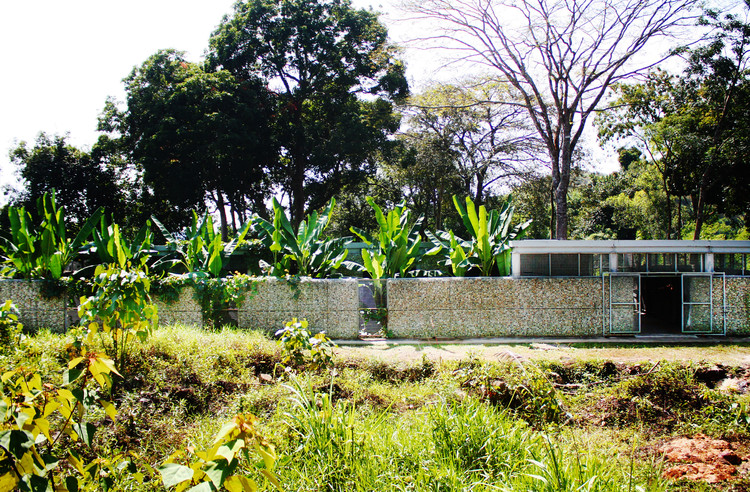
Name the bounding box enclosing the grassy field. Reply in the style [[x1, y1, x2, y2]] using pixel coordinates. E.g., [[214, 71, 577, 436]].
[[5, 325, 750, 491]]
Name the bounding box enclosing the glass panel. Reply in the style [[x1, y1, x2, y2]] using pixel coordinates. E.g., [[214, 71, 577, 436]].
[[677, 253, 702, 272], [611, 305, 639, 333], [683, 305, 712, 333], [580, 254, 594, 276], [550, 254, 579, 276], [648, 253, 676, 272], [683, 276, 711, 303], [714, 254, 744, 275], [618, 253, 646, 272], [601, 254, 610, 274], [520, 254, 549, 276]]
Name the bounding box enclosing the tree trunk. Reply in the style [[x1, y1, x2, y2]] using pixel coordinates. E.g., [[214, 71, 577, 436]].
[[216, 191, 229, 242]]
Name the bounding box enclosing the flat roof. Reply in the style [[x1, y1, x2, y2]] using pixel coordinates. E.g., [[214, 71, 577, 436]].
[[510, 240, 750, 254]]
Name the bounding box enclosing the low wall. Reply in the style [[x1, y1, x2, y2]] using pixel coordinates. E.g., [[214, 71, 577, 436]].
[[387, 277, 605, 338], [237, 278, 360, 339], [3, 276, 749, 339], [0, 280, 67, 331]]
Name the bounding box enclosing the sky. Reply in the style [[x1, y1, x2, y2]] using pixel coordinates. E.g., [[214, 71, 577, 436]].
[[0, 0, 630, 202]]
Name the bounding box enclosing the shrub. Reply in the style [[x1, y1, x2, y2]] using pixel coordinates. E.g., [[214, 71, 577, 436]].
[[275, 318, 336, 370]]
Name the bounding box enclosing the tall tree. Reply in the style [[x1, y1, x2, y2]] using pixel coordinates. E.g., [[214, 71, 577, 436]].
[[8, 133, 123, 228], [208, 0, 408, 226], [405, 0, 700, 238], [403, 79, 540, 206], [101, 50, 276, 239], [599, 4, 750, 238]]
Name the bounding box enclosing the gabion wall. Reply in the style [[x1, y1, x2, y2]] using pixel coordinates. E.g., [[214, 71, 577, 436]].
[[387, 277, 606, 338], [237, 277, 360, 339], [0, 280, 67, 331], [3, 276, 749, 339]]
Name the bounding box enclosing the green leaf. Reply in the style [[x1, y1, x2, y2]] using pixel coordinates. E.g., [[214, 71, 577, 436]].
[[158, 463, 194, 488], [0, 429, 34, 460], [72, 423, 96, 447], [203, 458, 236, 488]]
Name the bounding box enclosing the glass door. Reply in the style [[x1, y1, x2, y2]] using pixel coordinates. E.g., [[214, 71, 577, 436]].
[[681, 273, 722, 334], [608, 274, 641, 334]]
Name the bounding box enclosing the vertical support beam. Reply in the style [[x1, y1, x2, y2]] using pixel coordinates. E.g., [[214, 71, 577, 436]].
[[511, 250, 521, 278], [705, 253, 714, 273], [609, 253, 618, 273]]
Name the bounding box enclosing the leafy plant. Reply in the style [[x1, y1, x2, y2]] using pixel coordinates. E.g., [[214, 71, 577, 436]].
[[0, 346, 122, 491], [275, 318, 336, 370], [152, 211, 250, 277], [0, 192, 102, 279], [351, 197, 440, 279], [254, 198, 352, 278], [426, 229, 473, 277], [158, 413, 280, 492], [85, 214, 155, 269], [0, 300, 22, 351], [77, 263, 158, 372], [442, 195, 530, 276]]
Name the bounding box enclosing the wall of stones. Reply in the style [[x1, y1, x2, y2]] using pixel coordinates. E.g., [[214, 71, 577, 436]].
[[237, 278, 360, 339], [2, 276, 749, 339], [0, 280, 67, 331], [720, 277, 750, 335], [386, 277, 606, 338]]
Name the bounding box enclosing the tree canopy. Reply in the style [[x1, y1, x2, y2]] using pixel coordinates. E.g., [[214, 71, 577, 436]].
[[208, 0, 408, 226]]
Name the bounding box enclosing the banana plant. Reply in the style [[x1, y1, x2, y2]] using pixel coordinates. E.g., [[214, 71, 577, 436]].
[[1, 192, 102, 279], [426, 229, 472, 277], [85, 214, 156, 269], [151, 211, 250, 277], [452, 195, 531, 276], [253, 198, 352, 277], [351, 197, 440, 279]]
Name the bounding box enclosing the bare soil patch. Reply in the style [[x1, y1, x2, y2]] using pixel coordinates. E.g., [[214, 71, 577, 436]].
[[335, 342, 750, 365]]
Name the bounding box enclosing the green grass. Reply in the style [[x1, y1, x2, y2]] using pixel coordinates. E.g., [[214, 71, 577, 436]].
[[5, 324, 750, 490]]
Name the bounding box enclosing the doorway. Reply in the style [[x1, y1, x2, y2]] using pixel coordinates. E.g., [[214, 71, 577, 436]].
[[639, 275, 681, 334]]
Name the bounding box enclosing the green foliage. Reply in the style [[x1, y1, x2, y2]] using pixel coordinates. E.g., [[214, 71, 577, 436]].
[[152, 210, 250, 277], [209, 0, 407, 225], [1, 192, 102, 279], [351, 197, 440, 278], [431, 195, 530, 276], [254, 198, 352, 278], [430, 399, 537, 481], [105, 49, 276, 230], [0, 347, 122, 490], [8, 133, 124, 229], [0, 300, 22, 351], [158, 413, 280, 492], [86, 214, 155, 269], [275, 318, 336, 370], [77, 263, 158, 372]]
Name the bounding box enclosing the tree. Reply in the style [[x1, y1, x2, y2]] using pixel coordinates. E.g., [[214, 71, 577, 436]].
[[598, 4, 750, 238], [101, 50, 276, 239], [405, 0, 700, 238], [7, 133, 123, 228], [208, 0, 408, 226], [402, 79, 540, 206]]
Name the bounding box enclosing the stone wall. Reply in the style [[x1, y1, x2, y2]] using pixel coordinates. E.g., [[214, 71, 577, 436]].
[[2, 276, 749, 339], [387, 277, 606, 338], [238, 277, 360, 339], [721, 277, 750, 336], [153, 288, 203, 327], [0, 280, 67, 331]]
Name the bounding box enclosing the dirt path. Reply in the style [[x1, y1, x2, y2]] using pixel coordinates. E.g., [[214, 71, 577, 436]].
[[335, 342, 750, 365]]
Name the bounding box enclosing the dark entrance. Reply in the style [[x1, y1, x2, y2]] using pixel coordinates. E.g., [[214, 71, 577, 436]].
[[640, 275, 681, 334]]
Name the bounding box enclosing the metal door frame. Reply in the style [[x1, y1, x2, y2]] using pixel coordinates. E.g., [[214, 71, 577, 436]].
[[681, 272, 725, 335], [608, 273, 641, 335]]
